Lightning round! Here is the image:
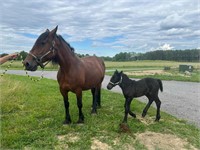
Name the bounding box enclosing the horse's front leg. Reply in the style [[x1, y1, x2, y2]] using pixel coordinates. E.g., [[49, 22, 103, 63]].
[[60, 89, 71, 124], [76, 89, 84, 123], [123, 98, 132, 123]]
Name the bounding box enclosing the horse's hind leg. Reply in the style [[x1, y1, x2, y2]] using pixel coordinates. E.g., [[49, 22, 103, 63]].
[[76, 90, 84, 123], [97, 87, 101, 108], [154, 96, 161, 121], [142, 95, 153, 118], [91, 88, 95, 107], [91, 88, 98, 114]]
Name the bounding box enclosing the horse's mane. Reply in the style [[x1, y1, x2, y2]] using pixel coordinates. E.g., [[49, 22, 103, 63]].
[[57, 35, 75, 53], [52, 35, 75, 64]]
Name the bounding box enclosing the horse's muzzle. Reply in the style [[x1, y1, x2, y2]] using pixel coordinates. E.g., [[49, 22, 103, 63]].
[[23, 60, 38, 71]]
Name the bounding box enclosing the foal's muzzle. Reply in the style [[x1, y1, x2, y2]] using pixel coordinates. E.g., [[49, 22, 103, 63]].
[[107, 83, 114, 90]]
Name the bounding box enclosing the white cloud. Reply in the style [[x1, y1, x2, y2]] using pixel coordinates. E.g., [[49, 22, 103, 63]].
[[0, 0, 199, 56], [159, 44, 174, 50]]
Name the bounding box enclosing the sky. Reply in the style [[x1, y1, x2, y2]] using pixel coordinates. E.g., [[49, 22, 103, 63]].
[[0, 0, 199, 57]]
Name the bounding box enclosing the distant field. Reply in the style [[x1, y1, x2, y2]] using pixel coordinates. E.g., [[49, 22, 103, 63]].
[[1, 60, 200, 82], [105, 60, 200, 82], [105, 60, 200, 69], [1, 75, 199, 149], [1, 60, 199, 70]]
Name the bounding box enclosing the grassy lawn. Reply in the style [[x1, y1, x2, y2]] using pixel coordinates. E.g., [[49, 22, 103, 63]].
[[1, 75, 199, 149]]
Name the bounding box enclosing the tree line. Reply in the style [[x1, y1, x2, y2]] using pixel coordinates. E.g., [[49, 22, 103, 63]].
[[1, 49, 199, 62], [102, 49, 200, 62]]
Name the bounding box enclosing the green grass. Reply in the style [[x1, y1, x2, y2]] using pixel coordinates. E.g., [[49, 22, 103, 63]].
[[1, 75, 199, 149]]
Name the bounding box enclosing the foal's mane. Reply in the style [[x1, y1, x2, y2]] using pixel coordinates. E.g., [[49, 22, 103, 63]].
[[122, 73, 135, 84]]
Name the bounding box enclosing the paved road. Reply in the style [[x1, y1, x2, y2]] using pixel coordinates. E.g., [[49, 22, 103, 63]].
[[2, 70, 200, 127]]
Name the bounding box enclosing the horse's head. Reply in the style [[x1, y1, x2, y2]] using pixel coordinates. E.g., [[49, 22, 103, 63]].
[[23, 26, 58, 71], [107, 70, 123, 90]]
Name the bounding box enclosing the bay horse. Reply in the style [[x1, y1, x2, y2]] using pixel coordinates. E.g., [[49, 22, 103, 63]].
[[23, 26, 105, 124], [107, 70, 163, 124]]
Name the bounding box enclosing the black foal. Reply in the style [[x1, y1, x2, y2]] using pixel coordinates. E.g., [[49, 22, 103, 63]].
[[107, 70, 163, 123]]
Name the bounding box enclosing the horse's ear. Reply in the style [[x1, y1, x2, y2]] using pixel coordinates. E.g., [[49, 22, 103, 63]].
[[120, 71, 123, 74], [116, 69, 118, 73], [50, 26, 58, 37], [46, 29, 50, 32]]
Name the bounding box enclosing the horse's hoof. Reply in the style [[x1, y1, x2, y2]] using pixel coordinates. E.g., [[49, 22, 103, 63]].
[[91, 110, 97, 114], [77, 120, 84, 124], [63, 120, 71, 125], [97, 105, 101, 109]]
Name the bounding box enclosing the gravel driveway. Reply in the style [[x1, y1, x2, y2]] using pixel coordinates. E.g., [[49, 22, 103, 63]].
[[3, 70, 200, 127]]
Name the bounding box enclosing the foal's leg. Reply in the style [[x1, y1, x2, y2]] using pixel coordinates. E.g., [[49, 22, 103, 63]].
[[123, 98, 132, 123], [154, 96, 161, 121], [60, 90, 71, 124], [76, 89, 84, 123], [124, 101, 136, 118], [142, 95, 153, 118]]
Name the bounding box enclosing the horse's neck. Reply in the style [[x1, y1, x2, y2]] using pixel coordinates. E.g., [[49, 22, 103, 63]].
[[57, 42, 79, 73]]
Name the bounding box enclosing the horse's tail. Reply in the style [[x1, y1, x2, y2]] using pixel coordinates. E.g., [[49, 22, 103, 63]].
[[157, 79, 163, 92]]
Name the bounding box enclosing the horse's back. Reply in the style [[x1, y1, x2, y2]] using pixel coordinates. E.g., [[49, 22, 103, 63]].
[[81, 56, 105, 88], [81, 56, 105, 76]]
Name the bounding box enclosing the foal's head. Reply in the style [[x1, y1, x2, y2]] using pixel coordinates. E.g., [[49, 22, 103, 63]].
[[107, 70, 123, 90], [23, 26, 58, 71]]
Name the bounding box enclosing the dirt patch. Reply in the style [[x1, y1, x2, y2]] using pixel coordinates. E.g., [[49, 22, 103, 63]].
[[136, 131, 197, 150], [54, 143, 69, 150], [91, 138, 112, 150], [137, 116, 155, 125], [124, 70, 172, 76], [55, 133, 80, 150], [57, 133, 80, 143]]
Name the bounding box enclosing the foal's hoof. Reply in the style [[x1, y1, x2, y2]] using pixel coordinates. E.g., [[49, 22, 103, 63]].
[[142, 112, 146, 118], [129, 112, 136, 118], [155, 117, 160, 122]]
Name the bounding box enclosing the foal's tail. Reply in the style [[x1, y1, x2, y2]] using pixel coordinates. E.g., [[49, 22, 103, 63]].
[[157, 79, 163, 92]]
